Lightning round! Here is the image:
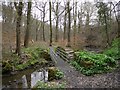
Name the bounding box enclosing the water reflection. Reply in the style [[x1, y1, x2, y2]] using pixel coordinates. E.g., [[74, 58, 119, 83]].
[[31, 70, 48, 88], [22, 75, 28, 88], [2, 69, 48, 88]]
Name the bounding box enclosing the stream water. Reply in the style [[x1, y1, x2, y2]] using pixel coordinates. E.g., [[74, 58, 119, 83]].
[[2, 67, 48, 88]]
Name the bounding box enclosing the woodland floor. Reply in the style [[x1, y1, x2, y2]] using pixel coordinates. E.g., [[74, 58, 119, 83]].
[[50, 47, 120, 88]]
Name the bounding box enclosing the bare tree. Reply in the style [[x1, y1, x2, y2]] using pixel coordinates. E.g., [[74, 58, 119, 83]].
[[35, 2, 47, 41], [78, 3, 83, 33], [55, 2, 59, 42], [52, 1, 64, 42], [83, 2, 95, 30], [14, 1, 23, 55], [96, 2, 111, 46], [111, 1, 120, 38], [66, 1, 71, 47], [49, 1, 52, 46], [73, 1, 77, 45], [35, 15, 39, 41], [24, 1, 32, 48], [63, 4, 67, 40]]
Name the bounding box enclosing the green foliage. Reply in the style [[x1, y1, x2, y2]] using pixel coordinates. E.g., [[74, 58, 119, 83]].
[[15, 47, 50, 71], [55, 69, 64, 80], [2, 47, 50, 73], [103, 38, 120, 60], [2, 61, 13, 73], [15, 59, 38, 70], [48, 67, 64, 81], [72, 50, 117, 76], [35, 81, 66, 89]]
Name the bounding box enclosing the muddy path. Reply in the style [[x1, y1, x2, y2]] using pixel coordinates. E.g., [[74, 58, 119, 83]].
[[50, 47, 120, 88]]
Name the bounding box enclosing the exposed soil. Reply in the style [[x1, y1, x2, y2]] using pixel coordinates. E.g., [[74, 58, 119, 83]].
[[50, 47, 120, 88]]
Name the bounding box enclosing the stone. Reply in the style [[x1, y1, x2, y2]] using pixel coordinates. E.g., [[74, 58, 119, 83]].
[[48, 67, 57, 81]]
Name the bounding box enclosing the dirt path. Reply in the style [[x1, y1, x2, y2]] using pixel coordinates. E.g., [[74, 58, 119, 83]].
[[50, 47, 120, 88]]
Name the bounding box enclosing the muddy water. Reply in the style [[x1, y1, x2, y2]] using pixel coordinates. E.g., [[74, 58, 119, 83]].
[[2, 67, 48, 88]]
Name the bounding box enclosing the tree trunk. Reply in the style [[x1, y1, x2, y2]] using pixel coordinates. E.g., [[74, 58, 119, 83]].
[[117, 2, 120, 38], [85, 12, 90, 31], [78, 12, 81, 34], [15, 2, 23, 55], [55, 2, 59, 42], [73, 1, 77, 45], [63, 6, 67, 40], [49, 1, 52, 46], [24, 1, 32, 48], [78, 7, 83, 34], [66, 1, 71, 47], [43, 8, 46, 41], [104, 14, 110, 46], [118, 21, 120, 38], [36, 26, 38, 41]]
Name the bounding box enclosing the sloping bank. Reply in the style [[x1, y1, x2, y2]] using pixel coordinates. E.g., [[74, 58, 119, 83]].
[[2, 47, 54, 74]]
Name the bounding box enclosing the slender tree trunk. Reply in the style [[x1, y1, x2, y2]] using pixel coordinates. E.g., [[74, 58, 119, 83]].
[[43, 8, 45, 41], [85, 12, 90, 31], [55, 2, 59, 42], [66, 1, 71, 47], [36, 26, 38, 41], [104, 14, 110, 46], [78, 6, 83, 34], [40, 11, 43, 41], [24, 1, 32, 48], [78, 12, 80, 34], [118, 22, 120, 38], [49, 1, 52, 46], [15, 2, 23, 55], [63, 6, 67, 40], [73, 1, 77, 45], [117, 2, 120, 38]]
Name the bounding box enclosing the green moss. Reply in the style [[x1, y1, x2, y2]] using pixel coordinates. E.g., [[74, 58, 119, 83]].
[[3, 47, 51, 73]]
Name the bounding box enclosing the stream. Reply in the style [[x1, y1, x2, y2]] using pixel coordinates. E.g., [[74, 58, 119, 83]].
[[2, 67, 48, 88]]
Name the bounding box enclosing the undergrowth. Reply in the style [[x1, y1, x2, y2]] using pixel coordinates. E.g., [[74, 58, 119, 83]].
[[71, 51, 117, 76], [70, 38, 119, 76], [2, 47, 50, 73], [103, 38, 120, 60]]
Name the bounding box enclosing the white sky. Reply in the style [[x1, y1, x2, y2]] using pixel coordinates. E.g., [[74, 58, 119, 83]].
[[0, 0, 119, 24], [31, 0, 118, 26]]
